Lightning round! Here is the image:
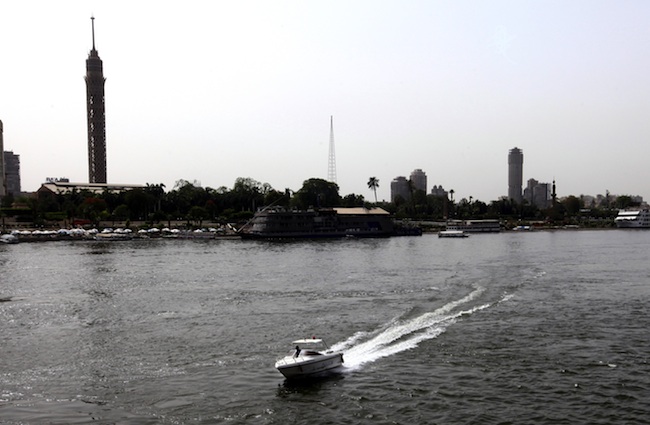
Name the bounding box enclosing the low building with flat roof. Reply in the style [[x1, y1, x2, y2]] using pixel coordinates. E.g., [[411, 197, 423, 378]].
[[37, 180, 144, 197]]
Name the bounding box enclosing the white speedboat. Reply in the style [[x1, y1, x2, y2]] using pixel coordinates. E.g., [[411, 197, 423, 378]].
[[275, 338, 344, 379]]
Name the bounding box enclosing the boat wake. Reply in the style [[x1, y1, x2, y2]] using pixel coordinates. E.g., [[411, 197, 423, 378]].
[[331, 286, 501, 371]]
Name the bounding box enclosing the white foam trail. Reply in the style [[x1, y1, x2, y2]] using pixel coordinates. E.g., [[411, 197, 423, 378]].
[[333, 287, 494, 371]]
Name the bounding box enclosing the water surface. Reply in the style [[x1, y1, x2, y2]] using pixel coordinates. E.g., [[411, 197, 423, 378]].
[[1, 230, 649, 423]]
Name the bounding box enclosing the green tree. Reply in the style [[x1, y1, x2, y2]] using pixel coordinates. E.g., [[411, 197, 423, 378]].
[[264, 189, 289, 208], [80, 197, 107, 225], [562, 195, 582, 216], [292, 178, 341, 210], [205, 199, 218, 220], [231, 177, 265, 211], [168, 180, 208, 218], [615, 195, 639, 209], [144, 183, 166, 213], [1, 193, 14, 208], [188, 206, 208, 227], [412, 189, 427, 217], [341, 193, 365, 207], [113, 204, 130, 222], [125, 189, 152, 220]]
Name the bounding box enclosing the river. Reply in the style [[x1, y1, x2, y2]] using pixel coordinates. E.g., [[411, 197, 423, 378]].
[[1, 229, 649, 424]]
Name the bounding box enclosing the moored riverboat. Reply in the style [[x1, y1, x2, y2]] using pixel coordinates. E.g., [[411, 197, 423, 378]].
[[239, 207, 395, 239], [446, 219, 501, 233], [615, 209, 650, 228]]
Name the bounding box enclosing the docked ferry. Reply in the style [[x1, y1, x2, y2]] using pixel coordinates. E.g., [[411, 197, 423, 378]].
[[238, 207, 394, 239], [446, 219, 501, 233], [614, 209, 650, 228]]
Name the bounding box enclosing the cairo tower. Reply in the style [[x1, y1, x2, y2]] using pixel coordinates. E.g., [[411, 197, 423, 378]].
[[85, 17, 107, 184]]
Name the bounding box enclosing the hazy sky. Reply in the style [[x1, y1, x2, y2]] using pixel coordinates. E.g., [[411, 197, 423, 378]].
[[1, 1, 649, 203]]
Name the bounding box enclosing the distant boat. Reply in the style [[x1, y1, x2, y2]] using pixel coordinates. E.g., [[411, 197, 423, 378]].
[[446, 219, 500, 233], [614, 209, 650, 228], [94, 231, 133, 241], [438, 230, 469, 238]]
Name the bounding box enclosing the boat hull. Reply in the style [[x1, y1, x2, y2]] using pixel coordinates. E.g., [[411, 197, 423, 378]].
[[240, 207, 396, 239], [438, 230, 468, 238], [275, 352, 344, 379]]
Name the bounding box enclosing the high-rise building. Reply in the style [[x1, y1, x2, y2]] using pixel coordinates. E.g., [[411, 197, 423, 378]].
[[390, 176, 410, 202], [0, 119, 5, 198], [85, 17, 107, 184], [508, 147, 523, 203], [523, 178, 538, 204], [524, 178, 550, 209], [430, 185, 448, 198], [410, 169, 427, 193], [3, 151, 20, 196], [532, 183, 550, 209]]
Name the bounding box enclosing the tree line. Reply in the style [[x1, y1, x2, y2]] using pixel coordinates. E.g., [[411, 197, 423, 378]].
[[0, 176, 639, 228]]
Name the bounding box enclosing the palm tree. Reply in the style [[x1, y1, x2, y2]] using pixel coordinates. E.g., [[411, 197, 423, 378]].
[[448, 189, 455, 218], [367, 177, 379, 203]]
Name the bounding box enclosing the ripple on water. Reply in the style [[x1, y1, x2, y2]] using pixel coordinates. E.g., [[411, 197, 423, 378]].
[[1, 233, 649, 424]]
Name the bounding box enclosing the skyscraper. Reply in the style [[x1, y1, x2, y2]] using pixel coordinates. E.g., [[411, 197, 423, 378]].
[[524, 178, 550, 209], [508, 147, 523, 203], [3, 151, 20, 196], [85, 17, 107, 184], [390, 176, 410, 202], [410, 169, 427, 193]]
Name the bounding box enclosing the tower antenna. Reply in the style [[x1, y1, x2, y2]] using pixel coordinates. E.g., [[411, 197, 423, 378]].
[[91, 16, 96, 50], [327, 116, 337, 183]]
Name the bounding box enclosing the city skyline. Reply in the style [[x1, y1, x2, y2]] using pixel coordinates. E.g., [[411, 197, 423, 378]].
[[1, 1, 649, 203]]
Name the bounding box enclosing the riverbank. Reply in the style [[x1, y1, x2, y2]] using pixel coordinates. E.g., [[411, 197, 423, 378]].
[[1, 227, 241, 243]]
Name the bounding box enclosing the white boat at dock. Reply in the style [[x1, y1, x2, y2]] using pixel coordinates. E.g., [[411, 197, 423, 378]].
[[446, 219, 500, 233], [0, 234, 19, 244], [614, 209, 650, 228], [438, 230, 469, 238]]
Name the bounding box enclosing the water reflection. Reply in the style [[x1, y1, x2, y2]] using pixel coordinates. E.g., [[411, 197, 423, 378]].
[[276, 374, 345, 397]]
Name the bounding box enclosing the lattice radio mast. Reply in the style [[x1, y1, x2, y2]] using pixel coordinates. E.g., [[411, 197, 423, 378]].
[[327, 116, 337, 183]]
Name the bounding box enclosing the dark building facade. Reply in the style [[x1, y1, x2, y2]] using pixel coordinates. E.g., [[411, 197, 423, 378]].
[[3, 151, 21, 196], [410, 169, 427, 193], [390, 176, 410, 202], [524, 178, 550, 209], [85, 17, 107, 184]]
